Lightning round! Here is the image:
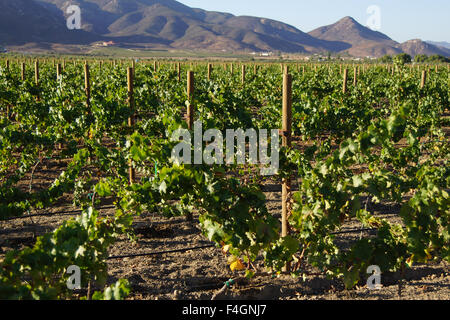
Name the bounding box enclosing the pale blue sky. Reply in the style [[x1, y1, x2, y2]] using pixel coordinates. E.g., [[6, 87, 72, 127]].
[[179, 0, 450, 43]]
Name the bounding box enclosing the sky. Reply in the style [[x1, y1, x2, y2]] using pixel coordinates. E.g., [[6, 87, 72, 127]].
[[179, 0, 450, 43]]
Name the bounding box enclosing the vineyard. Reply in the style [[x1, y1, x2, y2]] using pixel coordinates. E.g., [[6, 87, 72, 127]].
[[0, 58, 448, 300]]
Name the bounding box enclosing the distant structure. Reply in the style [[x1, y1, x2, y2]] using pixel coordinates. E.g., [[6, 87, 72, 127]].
[[102, 41, 117, 47]]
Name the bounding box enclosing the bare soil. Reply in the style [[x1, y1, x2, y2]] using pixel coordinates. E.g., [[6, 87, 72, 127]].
[[1, 171, 448, 300], [1, 128, 449, 300]]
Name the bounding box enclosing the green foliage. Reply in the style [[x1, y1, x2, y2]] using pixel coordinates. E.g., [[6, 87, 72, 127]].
[[414, 54, 428, 63], [0, 208, 133, 299], [415, 54, 449, 63], [394, 53, 412, 65], [92, 280, 131, 300], [380, 55, 393, 63], [0, 59, 448, 297]]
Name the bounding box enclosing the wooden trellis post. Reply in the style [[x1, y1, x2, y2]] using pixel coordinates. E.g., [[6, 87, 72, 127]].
[[207, 63, 212, 80], [353, 67, 358, 86], [343, 68, 348, 94], [187, 71, 194, 130], [420, 70, 427, 89], [35, 60, 39, 85], [57, 63, 62, 79], [177, 62, 181, 82], [84, 63, 91, 111], [20, 62, 25, 81], [127, 67, 136, 185], [5, 60, 10, 116], [186, 70, 195, 222], [34, 60, 40, 101], [281, 71, 292, 272], [56, 62, 63, 150], [154, 60, 157, 72], [230, 63, 234, 74], [241, 64, 246, 84]]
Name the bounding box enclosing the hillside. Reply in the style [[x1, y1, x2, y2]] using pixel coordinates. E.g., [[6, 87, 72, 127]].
[[308, 16, 401, 57], [0, 0, 448, 57], [426, 41, 450, 50], [0, 0, 97, 45], [400, 39, 450, 57], [35, 0, 349, 53]]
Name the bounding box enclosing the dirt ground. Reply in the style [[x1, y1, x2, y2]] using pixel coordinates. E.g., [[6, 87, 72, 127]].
[[1, 125, 449, 300], [1, 170, 449, 300]]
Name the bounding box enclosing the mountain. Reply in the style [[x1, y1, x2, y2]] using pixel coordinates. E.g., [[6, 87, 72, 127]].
[[33, 0, 349, 53], [308, 16, 401, 57], [36, 0, 196, 36], [308, 16, 450, 57], [0, 0, 97, 45], [426, 41, 450, 50], [1, 1, 449, 58], [400, 39, 450, 57]]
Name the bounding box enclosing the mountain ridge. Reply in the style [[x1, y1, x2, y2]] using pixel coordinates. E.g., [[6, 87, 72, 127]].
[[308, 16, 403, 57], [33, 0, 352, 53], [0, 0, 96, 45], [400, 39, 450, 57], [0, 0, 448, 58], [426, 41, 450, 50]]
